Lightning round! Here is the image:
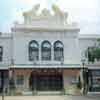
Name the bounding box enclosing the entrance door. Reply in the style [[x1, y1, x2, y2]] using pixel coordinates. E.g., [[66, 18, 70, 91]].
[[29, 69, 63, 91], [37, 74, 63, 91]]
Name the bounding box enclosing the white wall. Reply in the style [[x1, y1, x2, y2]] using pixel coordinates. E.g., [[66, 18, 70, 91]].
[[0, 32, 99, 69], [13, 30, 80, 65], [0, 37, 12, 68]]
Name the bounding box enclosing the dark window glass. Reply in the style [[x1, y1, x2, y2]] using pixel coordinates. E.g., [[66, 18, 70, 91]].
[[88, 70, 100, 92], [41, 41, 51, 60], [16, 75, 24, 85], [36, 74, 63, 91], [54, 41, 64, 61], [29, 40, 39, 61]]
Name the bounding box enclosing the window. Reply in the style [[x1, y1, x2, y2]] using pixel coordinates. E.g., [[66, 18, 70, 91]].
[[92, 70, 100, 76], [0, 47, 3, 62], [54, 41, 64, 61], [16, 75, 24, 85], [41, 41, 51, 60], [90, 70, 100, 92], [0, 72, 2, 88], [29, 40, 39, 61]]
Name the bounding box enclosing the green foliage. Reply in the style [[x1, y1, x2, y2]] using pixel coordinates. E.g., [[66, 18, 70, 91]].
[[87, 47, 100, 63], [97, 38, 100, 42]]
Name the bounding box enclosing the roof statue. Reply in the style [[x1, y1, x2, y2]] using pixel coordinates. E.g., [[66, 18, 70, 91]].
[[52, 4, 68, 24], [23, 4, 68, 24], [23, 4, 40, 16], [40, 8, 51, 17], [52, 4, 63, 16], [23, 4, 40, 24], [12, 4, 80, 33]]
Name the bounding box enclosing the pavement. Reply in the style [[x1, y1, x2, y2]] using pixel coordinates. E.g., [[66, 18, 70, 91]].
[[0, 95, 100, 100]]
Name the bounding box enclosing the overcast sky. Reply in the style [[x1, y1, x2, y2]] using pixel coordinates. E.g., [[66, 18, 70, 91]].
[[0, 0, 100, 34]]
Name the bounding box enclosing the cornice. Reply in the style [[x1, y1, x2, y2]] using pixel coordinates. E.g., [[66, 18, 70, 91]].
[[79, 34, 100, 40], [12, 26, 80, 33]]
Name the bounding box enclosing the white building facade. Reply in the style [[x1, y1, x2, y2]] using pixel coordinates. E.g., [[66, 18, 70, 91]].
[[0, 4, 100, 94]]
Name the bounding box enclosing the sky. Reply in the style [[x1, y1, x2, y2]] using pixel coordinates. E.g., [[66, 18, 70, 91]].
[[0, 0, 100, 34]]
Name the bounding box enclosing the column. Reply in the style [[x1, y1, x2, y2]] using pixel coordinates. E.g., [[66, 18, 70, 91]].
[[51, 44, 54, 61], [39, 44, 41, 63]]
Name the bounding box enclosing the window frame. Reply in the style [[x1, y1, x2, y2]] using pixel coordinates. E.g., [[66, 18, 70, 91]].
[[16, 75, 24, 85], [41, 41, 51, 61], [54, 41, 64, 61], [29, 40, 39, 61]]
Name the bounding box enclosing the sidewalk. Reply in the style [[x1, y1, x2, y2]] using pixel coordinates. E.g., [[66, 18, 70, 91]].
[[0, 96, 66, 100], [87, 92, 100, 98], [0, 95, 100, 100]]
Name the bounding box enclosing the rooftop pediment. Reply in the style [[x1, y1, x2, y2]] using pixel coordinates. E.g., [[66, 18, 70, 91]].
[[23, 4, 68, 25], [12, 4, 80, 32]]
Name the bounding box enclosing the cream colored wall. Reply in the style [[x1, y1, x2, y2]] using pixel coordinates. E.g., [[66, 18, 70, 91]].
[[0, 37, 12, 67], [13, 30, 80, 66]]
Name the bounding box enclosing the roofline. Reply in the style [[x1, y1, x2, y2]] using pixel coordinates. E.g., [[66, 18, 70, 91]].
[[11, 27, 80, 33], [79, 34, 100, 39]]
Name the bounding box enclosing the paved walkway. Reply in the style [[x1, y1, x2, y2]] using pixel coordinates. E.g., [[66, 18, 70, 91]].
[[0, 95, 100, 100], [0, 96, 64, 100]]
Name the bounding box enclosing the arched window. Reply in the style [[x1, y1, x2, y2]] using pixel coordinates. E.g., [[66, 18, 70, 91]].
[[41, 41, 51, 60], [54, 41, 64, 61], [29, 40, 39, 61]]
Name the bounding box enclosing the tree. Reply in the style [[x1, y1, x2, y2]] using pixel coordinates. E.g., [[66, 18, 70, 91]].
[[86, 39, 100, 63]]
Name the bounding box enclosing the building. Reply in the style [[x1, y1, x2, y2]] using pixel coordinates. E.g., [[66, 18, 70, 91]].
[[0, 4, 100, 95], [79, 34, 100, 92]]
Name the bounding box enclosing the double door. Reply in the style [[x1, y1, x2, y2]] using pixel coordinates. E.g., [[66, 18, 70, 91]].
[[30, 70, 63, 91]]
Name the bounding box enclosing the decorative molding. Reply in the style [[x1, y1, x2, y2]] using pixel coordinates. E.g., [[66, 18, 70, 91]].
[[12, 26, 80, 33], [23, 4, 68, 24], [11, 4, 80, 34]]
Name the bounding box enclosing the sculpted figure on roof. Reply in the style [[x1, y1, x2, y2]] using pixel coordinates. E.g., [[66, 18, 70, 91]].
[[23, 4, 40, 17], [23, 4, 68, 24], [23, 4, 40, 23], [52, 4, 63, 16], [40, 8, 51, 17], [52, 4, 68, 19]]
